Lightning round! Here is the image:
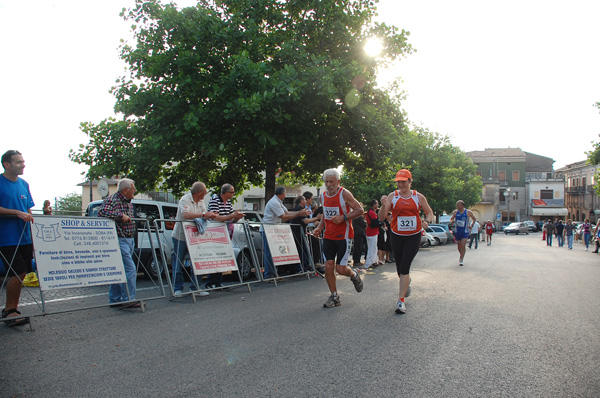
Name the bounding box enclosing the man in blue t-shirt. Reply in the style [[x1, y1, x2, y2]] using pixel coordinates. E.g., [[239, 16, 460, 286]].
[[0, 150, 35, 327]]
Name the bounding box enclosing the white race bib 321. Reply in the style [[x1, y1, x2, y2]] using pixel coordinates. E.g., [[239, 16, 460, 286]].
[[397, 216, 417, 231]]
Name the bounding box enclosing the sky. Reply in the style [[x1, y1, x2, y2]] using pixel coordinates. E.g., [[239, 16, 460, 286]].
[[1, 0, 599, 209]]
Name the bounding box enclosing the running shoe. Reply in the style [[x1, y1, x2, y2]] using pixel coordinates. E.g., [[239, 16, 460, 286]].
[[351, 271, 363, 292], [395, 300, 406, 314], [459, 259, 464, 266], [323, 294, 341, 308]]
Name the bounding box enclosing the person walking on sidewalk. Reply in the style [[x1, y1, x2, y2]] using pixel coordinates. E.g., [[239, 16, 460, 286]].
[[564, 219, 575, 250], [468, 220, 480, 249], [555, 220, 565, 247], [450, 200, 476, 266], [311, 169, 364, 308], [485, 221, 494, 246], [544, 219, 555, 246], [582, 219, 592, 251], [379, 169, 433, 314]]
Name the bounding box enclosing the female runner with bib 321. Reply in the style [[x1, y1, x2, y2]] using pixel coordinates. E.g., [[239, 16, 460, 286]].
[[378, 169, 433, 314]]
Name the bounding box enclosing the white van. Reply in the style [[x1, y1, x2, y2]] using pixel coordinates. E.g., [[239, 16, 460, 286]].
[[86, 199, 178, 279]]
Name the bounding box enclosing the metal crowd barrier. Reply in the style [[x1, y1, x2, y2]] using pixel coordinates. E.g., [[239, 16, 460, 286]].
[[0, 215, 166, 328], [0, 214, 326, 329], [256, 221, 316, 285], [152, 218, 256, 301], [152, 218, 317, 298]]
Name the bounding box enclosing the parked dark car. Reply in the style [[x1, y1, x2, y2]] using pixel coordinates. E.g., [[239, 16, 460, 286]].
[[524, 221, 538, 232]]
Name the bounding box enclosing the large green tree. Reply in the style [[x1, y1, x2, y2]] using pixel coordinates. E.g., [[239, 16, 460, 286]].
[[70, 0, 413, 198], [341, 126, 482, 216]]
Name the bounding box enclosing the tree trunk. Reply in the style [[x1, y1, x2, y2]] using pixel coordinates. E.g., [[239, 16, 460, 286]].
[[264, 155, 276, 203]]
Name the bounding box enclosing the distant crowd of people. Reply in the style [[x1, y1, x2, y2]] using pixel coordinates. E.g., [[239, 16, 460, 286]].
[[542, 218, 599, 252]]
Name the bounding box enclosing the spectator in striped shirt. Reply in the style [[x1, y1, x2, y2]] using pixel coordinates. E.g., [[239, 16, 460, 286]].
[[205, 184, 245, 289]]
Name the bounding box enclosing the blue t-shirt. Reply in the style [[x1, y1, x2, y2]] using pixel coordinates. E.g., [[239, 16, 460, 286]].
[[0, 174, 35, 246]]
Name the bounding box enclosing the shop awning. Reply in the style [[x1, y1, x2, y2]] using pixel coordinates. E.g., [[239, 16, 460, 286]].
[[531, 208, 568, 216]]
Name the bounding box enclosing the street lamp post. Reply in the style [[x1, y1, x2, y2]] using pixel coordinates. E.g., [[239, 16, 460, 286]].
[[504, 188, 512, 222]]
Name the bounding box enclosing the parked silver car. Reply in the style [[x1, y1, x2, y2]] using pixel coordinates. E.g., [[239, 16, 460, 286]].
[[424, 226, 449, 245], [420, 230, 438, 247], [504, 222, 529, 235]]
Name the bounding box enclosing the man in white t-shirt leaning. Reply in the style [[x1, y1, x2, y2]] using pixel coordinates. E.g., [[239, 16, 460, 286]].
[[171, 182, 217, 295]]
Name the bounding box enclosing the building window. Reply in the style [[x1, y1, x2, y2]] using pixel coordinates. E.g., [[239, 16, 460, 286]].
[[541, 190, 553, 200], [512, 171, 520, 181], [498, 171, 506, 181]]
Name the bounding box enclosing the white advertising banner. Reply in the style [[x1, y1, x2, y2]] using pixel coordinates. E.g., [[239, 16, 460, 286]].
[[183, 222, 238, 275], [32, 216, 127, 291], [264, 224, 300, 266]]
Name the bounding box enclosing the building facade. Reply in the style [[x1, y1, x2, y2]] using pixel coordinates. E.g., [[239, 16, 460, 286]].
[[466, 148, 566, 228], [555, 161, 600, 223]]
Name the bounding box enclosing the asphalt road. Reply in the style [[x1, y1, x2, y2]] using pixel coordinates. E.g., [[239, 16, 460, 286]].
[[1, 233, 599, 397]]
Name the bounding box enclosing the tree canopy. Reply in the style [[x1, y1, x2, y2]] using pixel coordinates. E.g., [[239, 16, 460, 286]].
[[54, 193, 83, 215], [70, 0, 413, 198], [341, 126, 482, 216]]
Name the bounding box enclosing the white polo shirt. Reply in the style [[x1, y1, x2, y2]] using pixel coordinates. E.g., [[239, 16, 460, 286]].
[[173, 192, 207, 241]]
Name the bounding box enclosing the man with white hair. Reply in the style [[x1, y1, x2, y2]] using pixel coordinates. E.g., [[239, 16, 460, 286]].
[[311, 168, 364, 308], [98, 178, 141, 307], [171, 182, 218, 295]]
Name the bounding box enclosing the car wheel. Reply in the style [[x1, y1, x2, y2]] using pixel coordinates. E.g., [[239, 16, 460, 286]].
[[144, 254, 165, 280], [434, 237, 440, 245], [526, 231, 529, 235], [237, 251, 253, 281], [422, 240, 430, 248]]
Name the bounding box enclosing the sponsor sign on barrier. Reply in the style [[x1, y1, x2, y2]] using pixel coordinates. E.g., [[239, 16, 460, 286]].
[[263, 224, 300, 266], [183, 222, 238, 275], [31, 216, 127, 290]]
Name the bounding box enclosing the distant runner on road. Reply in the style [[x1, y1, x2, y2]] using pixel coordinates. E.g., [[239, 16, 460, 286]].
[[450, 200, 477, 266]]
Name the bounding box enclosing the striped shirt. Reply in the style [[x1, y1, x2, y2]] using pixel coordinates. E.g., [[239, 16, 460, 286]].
[[208, 194, 235, 237], [208, 194, 234, 216]]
